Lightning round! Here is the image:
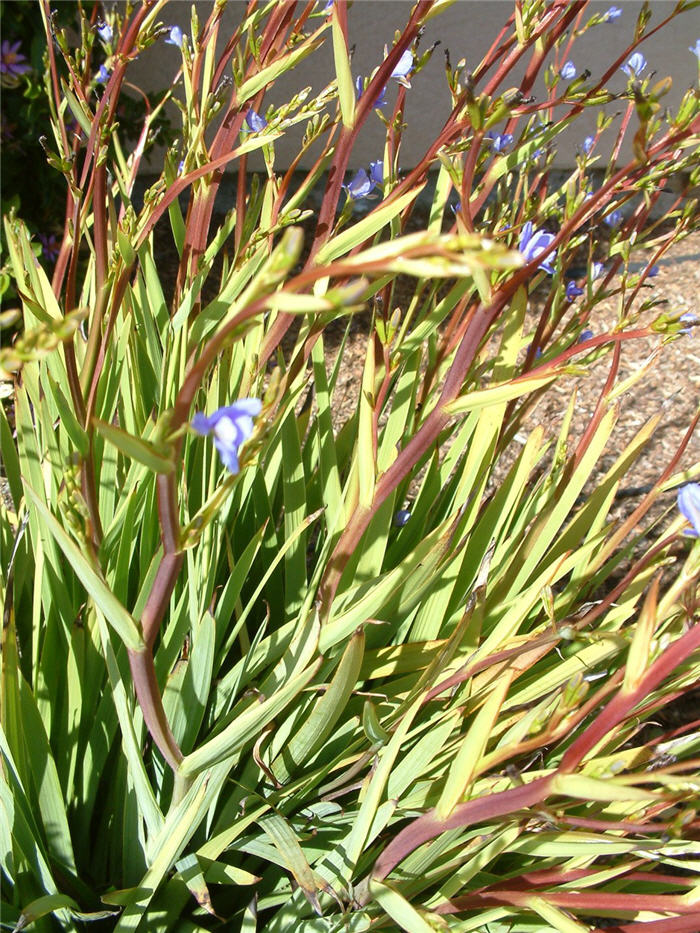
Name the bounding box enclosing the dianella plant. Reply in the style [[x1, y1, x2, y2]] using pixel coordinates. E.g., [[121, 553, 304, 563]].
[[2, 0, 700, 930]]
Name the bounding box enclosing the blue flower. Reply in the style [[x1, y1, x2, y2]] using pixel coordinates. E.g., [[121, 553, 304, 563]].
[[604, 209, 623, 228], [344, 164, 383, 200], [690, 39, 700, 59], [245, 109, 267, 132], [38, 232, 60, 263], [560, 61, 577, 80], [518, 221, 557, 275], [165, 26, 183, 47], [566, 280, 584, 301], [355, 75, 387, 109], [677, 484, 700, 537], [97, 21, 112, 43], [369, 160, 383, 187], [390, 48, 413, 87], [191, 399, 262, 474], [177, 159, 185, 174], [344, 168, 373, 200], [394, 509, 411, 527], [0, 39, 32, 79], [582, 135, 595, 154], [679, 312, 698, 336], [648, 264, 659, 277], [603, 6, 622, 22], [621, 52, 647, 77], [579, 329, 594, 342], [591, 261, 605, 280], [95, 64, 110, 84], [485, 131, 513, 153]]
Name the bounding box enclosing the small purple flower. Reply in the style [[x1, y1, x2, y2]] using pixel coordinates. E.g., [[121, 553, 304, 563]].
[[38, 233, 60, 263], [485, 131, 513, 153], [165, 26, 183, 48], [355, 75, 387, 109], [679, 312, 698, 336], [95, 64, 110, 85], [677, 484, 700, 537], [579, 329, 594, 343], [518, 221, 557, 275], [690, 39, 700, 60], [389, 48, 413, 87], [344, 163, 384, 200], [394, 509, 411, 527], [621, 52, 647, 77], [177, 159, 185, 174], [191, 400, 262, 474], [369, 160, 383, 188], [323, 0, 334, 13], [96, 22, 113, 43], [344, 168, 373, 200], [245, 109, 267, 132], [582, 136, 595, 155], [604, 209, 623, 228], [603, 7, 623, 22], [0, 40, 32, 79], [560, 61, 577, 81], [648, 264, 659, 277], [591, 261, 605, 280], [566, 281, 584, 301]]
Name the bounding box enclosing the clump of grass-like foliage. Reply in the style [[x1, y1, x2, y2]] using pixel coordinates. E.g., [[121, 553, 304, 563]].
[[1, 1, 699, 930]]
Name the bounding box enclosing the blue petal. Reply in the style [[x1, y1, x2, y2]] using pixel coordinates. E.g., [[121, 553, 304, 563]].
[[191, 412, 214, 435], [166, 26, 183, 47], [345, 168, 372, 199], [228, 398, 263, 418], [391, 49, 413, 79], [246, 110, 267, 132], [213, 437, 241, 474], [678, 484, 700, 537], [369, 160, 383, 187]]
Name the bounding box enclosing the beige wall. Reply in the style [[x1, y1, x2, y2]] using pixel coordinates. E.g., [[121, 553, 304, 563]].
[[129, 1, 699, 169]]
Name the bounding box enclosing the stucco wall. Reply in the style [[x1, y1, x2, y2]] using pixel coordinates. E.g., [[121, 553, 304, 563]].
[[129, 1, 698, 170]]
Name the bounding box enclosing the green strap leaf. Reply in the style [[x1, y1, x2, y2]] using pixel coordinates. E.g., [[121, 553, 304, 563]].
[[23, 484, 144, 651], [331, 7, 355, 128], [94, 419, 174, 474]]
